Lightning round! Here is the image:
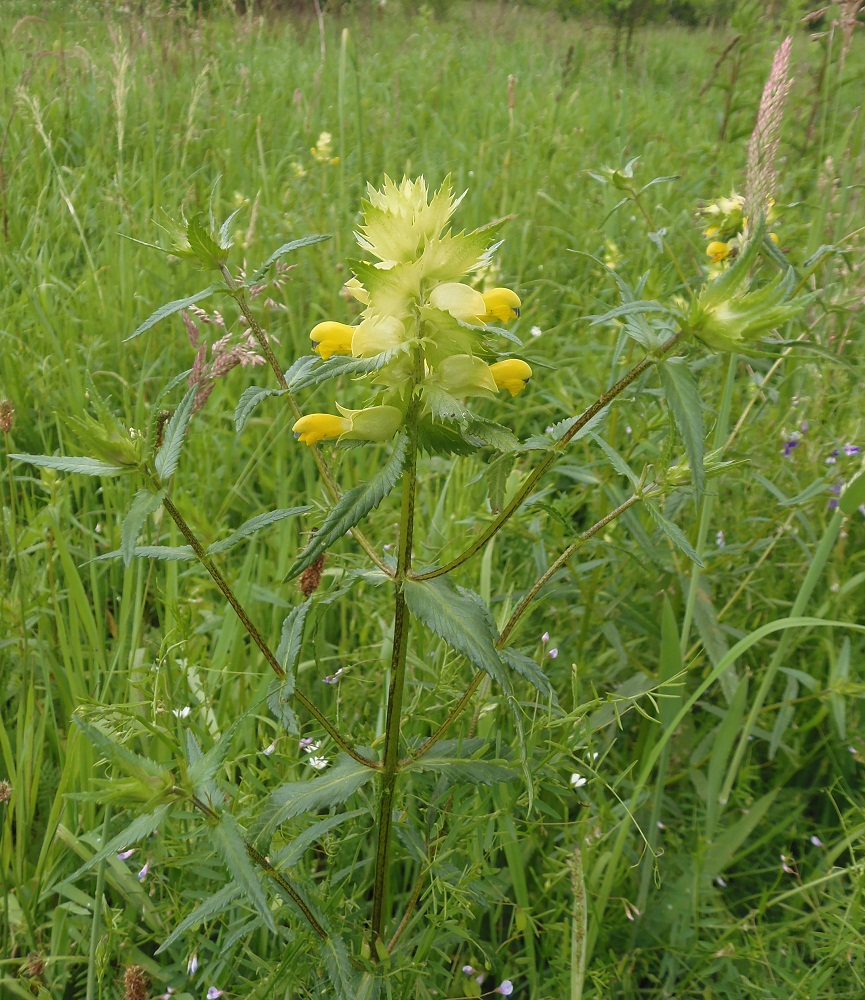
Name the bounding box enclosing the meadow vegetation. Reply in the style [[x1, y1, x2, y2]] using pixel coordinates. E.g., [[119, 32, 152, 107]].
[[1, 2, 864, 998]]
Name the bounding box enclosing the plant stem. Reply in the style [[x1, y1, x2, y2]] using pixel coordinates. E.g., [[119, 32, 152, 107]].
[[412, 332, 682, 582], [370, 349, 422, 952], [160, 493, 376, 768], [219, 263, 390, 576]]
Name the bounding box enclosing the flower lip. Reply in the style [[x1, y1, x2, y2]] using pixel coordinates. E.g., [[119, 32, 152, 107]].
[[292, 413, 350, 445], [481, 287, 521, 323], [489, 359, 532, 396], [310, 321, 354, 360]]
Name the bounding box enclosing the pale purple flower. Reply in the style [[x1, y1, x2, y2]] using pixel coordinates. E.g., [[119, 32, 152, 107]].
[[301, 740, 321, 754], [548, 648, 558, 659], [496, 981, 514, 997], [206, 989, 224, 1000], [541, 632, 549, 643], [462, 965, 475, 975], [137, 860, 150, 882], [800, 421, 810, 433], [826, 449, 839, 465], [117, 848, 135, 860], [780, 854, 796, 874], [187, 953, 199, 975], [810, 835, 824, 847], [782, 437, 799, 457], [322, 668, 344, 685], [716, 530, 726, 548], [307, 756, 328, 771], [299, 737, 315, 750], [844, 443, 860, 456]]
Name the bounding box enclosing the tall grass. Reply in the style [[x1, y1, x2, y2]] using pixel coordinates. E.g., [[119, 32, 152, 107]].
[[1, 2, 863, 997]]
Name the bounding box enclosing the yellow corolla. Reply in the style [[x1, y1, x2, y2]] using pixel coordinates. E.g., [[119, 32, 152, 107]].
[[490, 359, 532, 396], [292, 413, 350, 445], [310, 321, 355, 360], [481, 287, 521, 324], [707, 241, 734, 264]]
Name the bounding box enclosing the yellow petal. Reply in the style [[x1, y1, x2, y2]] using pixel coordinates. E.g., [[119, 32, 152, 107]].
[[428, 282, 486, 323], [292, 413, 350, 446], [351, 315, 406, 358], [706, 241, 732, 264], [490, 359, 532, 397], [481, 287, 521, 324], [310, 321, 355, 360]]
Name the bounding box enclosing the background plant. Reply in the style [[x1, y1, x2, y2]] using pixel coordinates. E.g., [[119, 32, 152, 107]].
[[1, 3, 864, 998]]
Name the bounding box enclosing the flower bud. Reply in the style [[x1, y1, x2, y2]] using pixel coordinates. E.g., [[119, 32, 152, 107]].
[[310, 321, 354, 360], [490, 359, 532, 396]]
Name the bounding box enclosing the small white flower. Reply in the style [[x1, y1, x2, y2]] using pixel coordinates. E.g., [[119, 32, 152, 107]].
[[308, 756, 328, 771], [171, 706, 191, 719], [570, 773, 587, 789], [207, 989, 224, 1000], [187, 952, 199, 975], [548, 648, 558, 659], [810, 835, 824, 847], [530, 325, 542, 338], [541, 631, 549, 643], [496, 981, 514, 997], [302, 740, 321, 754], [263, 740, 278, 756], [462, 965, 475, 975], [715, 876, 727, 887]]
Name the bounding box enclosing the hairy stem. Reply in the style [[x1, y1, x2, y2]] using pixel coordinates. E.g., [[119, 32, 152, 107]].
[[160, 493, 376, 768], [219, 263, 390, 575], [412, 332, 682, 582]]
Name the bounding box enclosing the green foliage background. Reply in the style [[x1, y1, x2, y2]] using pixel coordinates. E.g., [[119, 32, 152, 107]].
[[1, 1, 863, 997]]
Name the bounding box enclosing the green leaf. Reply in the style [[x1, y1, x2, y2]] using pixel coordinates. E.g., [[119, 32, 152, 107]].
[[249, 233, 331, 284], [257, 755, 377, 844], [840, 468, 865, 516], [484, 454, 516, 513], [405, 739, 515, 786], [10, 454, 130, 476], [267, 600, 312, 735], [403, 577, 505, 684], [416, 416, 477, 457], [207, 507, 311, 556], [500, 648, 558, 705], [121, 488, 166, 566], [209, 812, 277, 933], [588, 432, 639, 488], [186, 213, 229, 270], [288, 348, 410, 393], [235, 385, 288, 434], [320, 931, 359, 1000], [285, 433, 408, 581], [467, 416, 520, 453], [271, 810, 365, 870], [658, 357, 705, 496], [58, 803, 172, 888], [75, 718, 167, 781], [125, 285, 220, 342], [156, 882, 241, 954], [645, 500, 703, 567], [154, 385, 198, 481], [90, 544, 195, 563]]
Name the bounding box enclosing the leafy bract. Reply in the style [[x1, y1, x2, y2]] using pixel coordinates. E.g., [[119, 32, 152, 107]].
[[125, 285, 220, 342], [267, 599, 312, 734], [10, 454, 130, 476], [154, 385, 198, 481], [285, 433, 408, 580]]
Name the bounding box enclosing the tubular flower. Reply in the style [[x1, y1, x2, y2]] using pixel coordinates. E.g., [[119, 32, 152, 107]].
[[481, 287, 521, 323], [490, 359, 532, 396], [707, 241, 735, 264], [292, 413, 350, 445], [310, 321, 354, 359]]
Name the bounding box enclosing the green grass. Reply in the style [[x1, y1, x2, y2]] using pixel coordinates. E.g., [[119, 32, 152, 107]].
[[1, 2, 864, 998]]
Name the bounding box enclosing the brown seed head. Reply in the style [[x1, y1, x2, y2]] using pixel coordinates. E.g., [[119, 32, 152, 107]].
[[299, 552, 326, 597], [0, 399, 14, 434], [123, 965, 149, 1000], [0, 779, 11, 803], [25, 952, 45, 977]]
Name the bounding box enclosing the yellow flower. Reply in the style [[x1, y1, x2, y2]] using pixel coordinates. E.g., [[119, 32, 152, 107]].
[[351, 315, 406, 358], [310, 321, 355, 359], [310, 132, 338, 164], [292, 413, 350, 445], [292, 405, 403, 446], [707, 241, 734, 264], [490, 359, 532, 396], [481, 287, 521, 324]]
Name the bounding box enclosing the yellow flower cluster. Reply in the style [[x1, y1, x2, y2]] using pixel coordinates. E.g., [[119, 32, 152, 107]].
[[702, 193, 778, 265], [292, 177, 531, 447]]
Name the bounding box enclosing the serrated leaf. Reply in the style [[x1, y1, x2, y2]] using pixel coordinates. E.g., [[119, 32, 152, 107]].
[[207, 507, 311, 556], [588, 432, 639, 488], [10, 454, 130, 476], [288, 348, 410, 393], [417, 416, 477, 456], [467, 416, 520, 453], [285, 433, 408, 581], [187, 213, 229, 270], [210, 812, 277, 933], [587, 300, 674, 326], [249, 233, 331, 284], [121, 488, 166, 566], [645, 500, 703, 566], [405, 739, 515, 786], [125, 285, 220, 342], [485, 454, 516, 513], [657, 357, 705, 496], [267, 600, 311, 735], [218, 206, 243, 248], [58, 803, 172, 888], [188, 712, 252, 799], [320, 931, 359, 1000], [257, 755, 377, 844], [75, 718, 168, 781], [403, 577, 505, 684], [90, 544, 196, 563], [235, 386, 288, 434], [271, 810, 365, 870], [155, 882, 241, 954], [500, 648, 559, 705], [154, 385, 198, 480]]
